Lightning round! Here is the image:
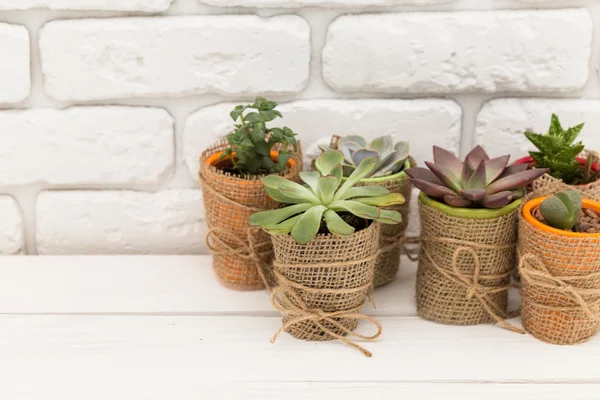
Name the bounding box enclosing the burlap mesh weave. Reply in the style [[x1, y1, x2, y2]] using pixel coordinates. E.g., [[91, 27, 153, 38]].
[[532, 150, 600, 202], [199, 140, 302, 291], [416, 196, 520, 330], [321, 135, 415, 287], [269, 222, 383, 357], [518, 189, 600, 345]]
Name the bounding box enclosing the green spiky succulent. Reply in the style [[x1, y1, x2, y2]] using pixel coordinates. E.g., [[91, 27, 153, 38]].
[[405, 146, 548, 209], [539, 190, 582, 230], [249, 151, 405, 244], [525, 114, 600, 185], [319, 135, 409, 178]]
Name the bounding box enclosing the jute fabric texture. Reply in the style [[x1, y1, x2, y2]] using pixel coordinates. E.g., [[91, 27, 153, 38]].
[[518, 189, 600, 345], [416, 196, 522, 332], [532, 150, 600, 201], [200, 140, 302, 291], [324, 135, 415, 287], [269, 222, 382, 357]]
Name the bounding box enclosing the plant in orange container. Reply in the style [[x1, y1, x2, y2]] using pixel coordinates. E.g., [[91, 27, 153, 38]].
[[199, 97, 302, 290], [518, 189, 600, 344]]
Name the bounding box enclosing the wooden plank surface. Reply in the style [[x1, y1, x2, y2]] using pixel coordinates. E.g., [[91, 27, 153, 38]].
[[0, 315, 597, 384], [0, 255, 595, 399], [0, 255, 418, 316]]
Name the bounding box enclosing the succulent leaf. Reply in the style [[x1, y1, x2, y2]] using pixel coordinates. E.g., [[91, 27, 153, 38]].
[[525, 115, 592, 184], [316, 175, 338, 205], [481, 191, 513, 209], [467, 161, 487, 190], [251, 150, 404, 243], [352, 149, 380, 167], [484, 155, 510, 184], [324, 135, 409, 178], [486, 168, 548, 195], [291, 205, 328, 244], [340, 186, 390, 200], [425, 161, 463, 193], [324, 210, 355, 237], [407, 145, 546, 209], [375, 209, 403, 224], [249, 203, 312, 226], [433, 146, 464, 179], [353, 193, 406, 206], [465, 145, 490, 172], [539, 190, 582, 230], [315, 150, 344, 176], [299, 171, 320, 193]]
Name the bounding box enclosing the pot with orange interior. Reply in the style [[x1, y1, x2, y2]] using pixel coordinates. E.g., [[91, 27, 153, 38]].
[[198, 98, 302, 290], [518, 190, 600, 344]]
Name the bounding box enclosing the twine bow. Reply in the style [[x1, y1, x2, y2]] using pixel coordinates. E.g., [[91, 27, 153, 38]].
[[199, 173, 274, 290], [421, 237, 524, 334], [270, 286, 383, 358], [519, 254, 600, 322], [270, 253, 382, 357]]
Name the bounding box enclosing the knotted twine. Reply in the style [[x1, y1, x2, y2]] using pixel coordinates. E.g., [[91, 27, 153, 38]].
[[269, 222, 383, 357], [325, 135, 416, 287], [199, 140, 302, 291], [532, 149, 600, 202], [517, 187, 600, 344], [416, 196, 523, 331]]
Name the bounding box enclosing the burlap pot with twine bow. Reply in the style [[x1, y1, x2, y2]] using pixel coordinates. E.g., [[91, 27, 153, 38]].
[[518, 188, 600, 345], [269, 222, 383, 357], [531, 150, 600, 202], [415, 193, 523, 332], [199, 140, 302, 291], [316, 135, 415, 287]]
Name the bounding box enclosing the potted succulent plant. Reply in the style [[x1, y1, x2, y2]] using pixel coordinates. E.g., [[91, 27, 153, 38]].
[[199, 97, 302, 291], [318, 135, 413, 287], [515, 114, 600, 199], [250, 151, 405, 357], [518, 189, 600, 345], [405, 145, 547, 329]]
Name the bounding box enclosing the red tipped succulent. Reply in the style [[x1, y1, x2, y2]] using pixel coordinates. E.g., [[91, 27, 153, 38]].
[[406, 146, 548, 209]]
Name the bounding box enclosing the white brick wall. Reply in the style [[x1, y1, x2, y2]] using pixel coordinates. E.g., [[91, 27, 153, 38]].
[[0, 0, 599, 254], [0, 23, 30, 104], [39, 15, 311, 101], [0, 0, 174, 11]]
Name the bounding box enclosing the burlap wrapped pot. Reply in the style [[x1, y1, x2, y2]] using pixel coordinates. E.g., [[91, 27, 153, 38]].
[[518, 190, 600, 345], [269, 222, 383, 357], [416, 193, 523, 332], [317, 135, 415, 287], [199, 140, 302, 291], [532, 150, 600, 202]]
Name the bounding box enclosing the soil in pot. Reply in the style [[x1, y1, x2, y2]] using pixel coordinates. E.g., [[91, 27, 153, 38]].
[[532, 207, 600, 234]]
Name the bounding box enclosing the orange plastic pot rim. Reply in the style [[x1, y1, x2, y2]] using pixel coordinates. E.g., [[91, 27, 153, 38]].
[[522, 196, 600, 238], [204, 150, 296, 169]]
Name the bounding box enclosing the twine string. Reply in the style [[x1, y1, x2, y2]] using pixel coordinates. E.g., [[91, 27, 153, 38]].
[[199, 173, 274, 291], [519, 253, 600, 322], [421, 237, 524, 334], [270, 286, 383, 358]]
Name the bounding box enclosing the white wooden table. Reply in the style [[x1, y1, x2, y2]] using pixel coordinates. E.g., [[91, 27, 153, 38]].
[[0, 256, 598, 399]]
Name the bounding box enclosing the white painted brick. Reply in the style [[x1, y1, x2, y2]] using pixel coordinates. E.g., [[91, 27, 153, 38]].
[[0, 196, 24, 255], [475, 99, 600, 160], [184, 99, 462, 178], [0, 23, 30, 104], [39, 16, 310, 102], [0, 0, 173, 11], [323, 9, 592, 94], [36, 190, 205, 255], [199, 0, 451, 7], [0, 107, 173, 185]]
